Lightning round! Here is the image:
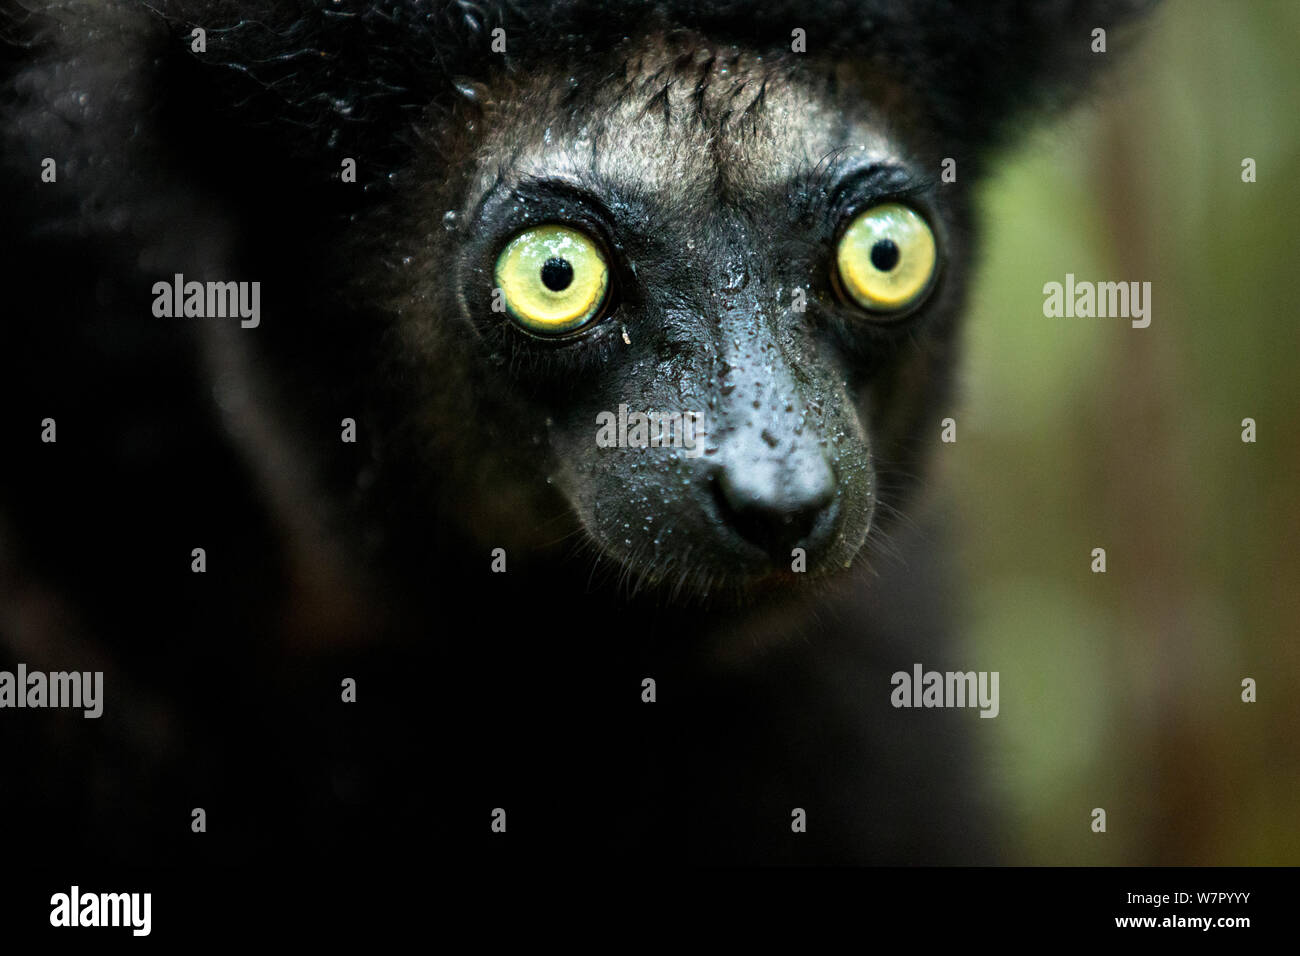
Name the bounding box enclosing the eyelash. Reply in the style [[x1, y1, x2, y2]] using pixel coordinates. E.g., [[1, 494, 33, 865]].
[[486, 312, 629, 383]]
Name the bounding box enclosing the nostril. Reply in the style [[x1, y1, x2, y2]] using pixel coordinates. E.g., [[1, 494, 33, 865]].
[[713, 462, 836, 561], [720, 498, 820, 557]]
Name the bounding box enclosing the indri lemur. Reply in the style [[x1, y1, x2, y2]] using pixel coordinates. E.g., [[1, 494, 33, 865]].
[[0, 1, 1149, 863]]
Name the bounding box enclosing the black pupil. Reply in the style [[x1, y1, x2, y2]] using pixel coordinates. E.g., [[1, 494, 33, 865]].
[[870, 239, 900, 272], [540, 257, 574, 292]]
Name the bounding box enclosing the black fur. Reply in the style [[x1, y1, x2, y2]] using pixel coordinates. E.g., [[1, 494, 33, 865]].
[[0, 1, 1149, 864]]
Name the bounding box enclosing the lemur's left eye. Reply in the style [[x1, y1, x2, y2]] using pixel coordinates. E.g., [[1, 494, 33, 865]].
[[834, 203, 938, 315], [495, 224, 610, 334]]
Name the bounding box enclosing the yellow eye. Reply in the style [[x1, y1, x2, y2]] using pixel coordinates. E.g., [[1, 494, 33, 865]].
[[835, 203, 937, 314], [494, 224, 610, 334]]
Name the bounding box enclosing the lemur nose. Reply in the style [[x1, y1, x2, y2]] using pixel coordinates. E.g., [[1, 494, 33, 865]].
[[713, 439, 837, 560]]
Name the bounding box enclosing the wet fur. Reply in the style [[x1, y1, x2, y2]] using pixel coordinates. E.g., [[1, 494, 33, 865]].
[[0, 0, 1149, 863]]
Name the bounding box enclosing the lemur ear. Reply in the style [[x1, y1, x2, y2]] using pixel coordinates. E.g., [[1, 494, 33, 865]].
[[799, 0, 1160, 157], [919, 0, 1159, 152]]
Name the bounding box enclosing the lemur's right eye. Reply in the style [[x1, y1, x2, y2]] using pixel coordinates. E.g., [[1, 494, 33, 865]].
[[834, 203, 938, 316], [495, 224, 610, 335]]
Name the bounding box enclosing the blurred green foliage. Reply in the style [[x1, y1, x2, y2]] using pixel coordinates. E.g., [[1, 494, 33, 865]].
[[950, 0, 1300, 864]]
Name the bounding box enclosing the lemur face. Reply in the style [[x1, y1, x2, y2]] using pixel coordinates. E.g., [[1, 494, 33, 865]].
[[392, 37, 970, 596]]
